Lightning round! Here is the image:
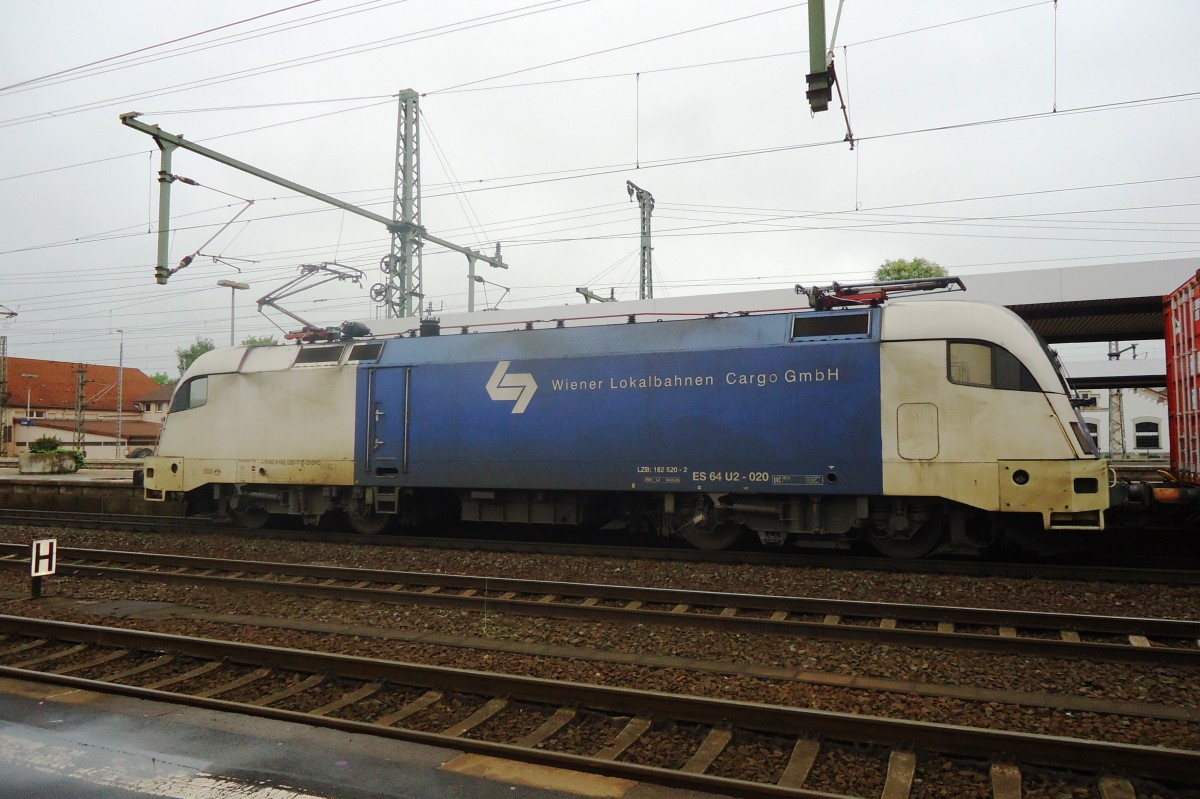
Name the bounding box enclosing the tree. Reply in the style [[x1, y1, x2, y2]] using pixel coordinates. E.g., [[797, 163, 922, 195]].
[[875, 257, 948, 281], [176, 337, 216, 376], [150, 372, 173, 386], [241, 335, 279, 347]]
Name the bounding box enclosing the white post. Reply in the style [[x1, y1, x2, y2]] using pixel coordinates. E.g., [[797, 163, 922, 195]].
[[23, 378, 33, 417], [216, 280, 250, 346], [20, 373, 37, 452]]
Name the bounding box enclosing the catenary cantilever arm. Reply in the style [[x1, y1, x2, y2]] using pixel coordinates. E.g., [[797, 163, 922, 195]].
[[120, 112, 505, 284]]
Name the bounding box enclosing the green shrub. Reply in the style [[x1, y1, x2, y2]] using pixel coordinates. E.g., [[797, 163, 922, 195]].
[[26, 437, 85, 469]]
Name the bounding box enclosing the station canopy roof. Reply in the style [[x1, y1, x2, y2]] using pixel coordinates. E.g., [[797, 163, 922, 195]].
[[937, 258, 1199, 345], [1007, 296, 1168, 344]]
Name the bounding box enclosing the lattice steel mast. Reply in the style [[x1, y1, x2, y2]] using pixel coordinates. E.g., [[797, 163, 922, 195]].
[[1107, 341, 1137, 455], [382, 89, 422, 318], [626, 181, 654, 300], [73, 365, 88, 450]]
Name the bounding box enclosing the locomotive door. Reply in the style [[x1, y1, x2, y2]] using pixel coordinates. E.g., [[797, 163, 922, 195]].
[[365, 365, 410, 475]]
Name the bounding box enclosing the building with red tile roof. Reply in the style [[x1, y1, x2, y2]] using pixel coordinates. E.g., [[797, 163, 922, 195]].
[[136, 382, 177, 424], [2, 356, 167, 457]]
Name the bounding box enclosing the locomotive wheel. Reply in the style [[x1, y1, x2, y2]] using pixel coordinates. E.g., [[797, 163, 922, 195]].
[[867, 520, 943, 558], [683, 522, 744, 551], [347, 507, 392, 535], [229, 506, 270, 530]]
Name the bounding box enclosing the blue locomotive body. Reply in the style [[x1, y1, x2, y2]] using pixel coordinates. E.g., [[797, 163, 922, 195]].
[[356, 310, 883, 496]]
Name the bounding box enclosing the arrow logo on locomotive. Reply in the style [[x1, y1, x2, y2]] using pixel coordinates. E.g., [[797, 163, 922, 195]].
[[486, 360, 538, 414]]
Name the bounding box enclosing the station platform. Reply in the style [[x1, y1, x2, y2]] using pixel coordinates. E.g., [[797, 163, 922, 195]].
[[0, 675, 718, 799], [0, 466, 138, 483], [0, 464, 183, 515]]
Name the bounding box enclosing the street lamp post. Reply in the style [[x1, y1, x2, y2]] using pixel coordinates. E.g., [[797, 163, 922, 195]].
[[19, 373, 37, 453], [20, 373, 37, 419], [216, 280, 250, 346]]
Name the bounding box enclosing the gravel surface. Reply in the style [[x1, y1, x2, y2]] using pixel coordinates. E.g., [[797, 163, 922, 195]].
[[14, 526, 1200, 619], [2, 525, 1199, 786]]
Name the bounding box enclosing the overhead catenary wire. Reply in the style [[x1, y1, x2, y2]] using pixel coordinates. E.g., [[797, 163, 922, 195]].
[[0, 0, 1119, 184], [0, 0, 328, 93], [0, 0, 596, 129], [420, 112, 492, 253], [432, 1, 1051, 96], [7, 161, 1200, 261], [426, 3, 805, 95], [2, 0, 586, 98]]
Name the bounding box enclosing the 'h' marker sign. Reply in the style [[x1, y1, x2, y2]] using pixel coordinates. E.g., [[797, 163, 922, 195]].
[[30, 539, 56, 578]]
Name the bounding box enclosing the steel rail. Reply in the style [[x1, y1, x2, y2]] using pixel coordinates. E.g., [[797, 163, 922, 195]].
[[3, 545, 1199, 666], [2, 507, 1200, 584], [1, 614, 1196, 793], [0, 508, 208, 534]]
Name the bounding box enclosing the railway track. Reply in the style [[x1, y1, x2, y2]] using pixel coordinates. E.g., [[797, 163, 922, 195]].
[[3, 507, 1200, 584], [3, 543, 1199, 668], [1, 614, 1195, 798]]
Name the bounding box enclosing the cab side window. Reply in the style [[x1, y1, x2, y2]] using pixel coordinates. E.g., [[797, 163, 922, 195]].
[[948, 342, 1040, 392], [169, 376, 208, 412], [948, 342, 991, 386]]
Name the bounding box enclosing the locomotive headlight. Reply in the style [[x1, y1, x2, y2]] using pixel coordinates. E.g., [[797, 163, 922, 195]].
[[1012, 469, 1030, 485]]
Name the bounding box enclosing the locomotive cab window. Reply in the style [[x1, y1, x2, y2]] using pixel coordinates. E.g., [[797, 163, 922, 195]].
[[169, 376, 208, 413], [948, 341, 1039, 392]]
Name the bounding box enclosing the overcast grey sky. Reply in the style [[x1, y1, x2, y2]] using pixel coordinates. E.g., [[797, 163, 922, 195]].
[[2, 1, 1198, 377]]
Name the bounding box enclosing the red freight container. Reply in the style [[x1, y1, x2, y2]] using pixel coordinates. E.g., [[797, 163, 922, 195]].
[[1165, 270, 1200, 484]]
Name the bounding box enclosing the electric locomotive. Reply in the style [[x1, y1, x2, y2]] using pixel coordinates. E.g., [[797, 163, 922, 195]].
[[142, 281, 1107, 557]]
